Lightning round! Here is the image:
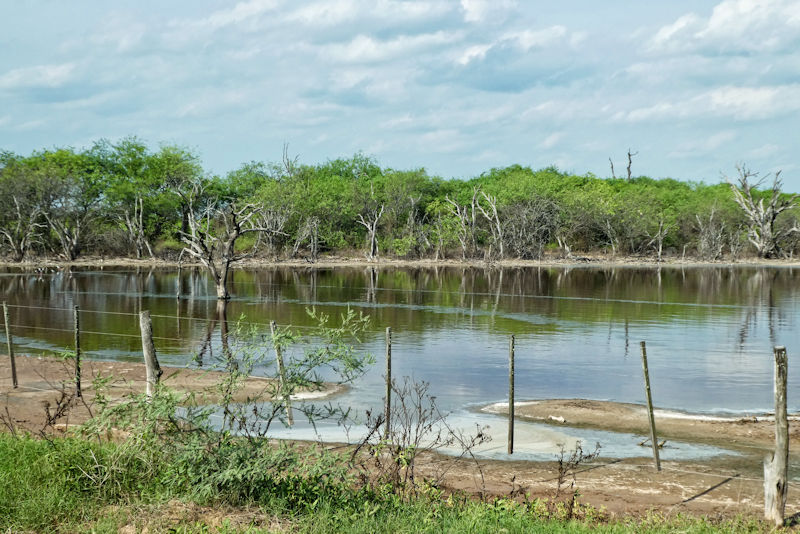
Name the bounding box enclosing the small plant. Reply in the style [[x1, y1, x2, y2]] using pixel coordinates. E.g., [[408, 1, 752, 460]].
[[352, 377, 490, 499], [552, 440, 601, 520]]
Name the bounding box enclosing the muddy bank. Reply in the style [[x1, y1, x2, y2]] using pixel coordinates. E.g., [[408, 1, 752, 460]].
[[0, 355, 345, 433], [483, 398, 800, 453]]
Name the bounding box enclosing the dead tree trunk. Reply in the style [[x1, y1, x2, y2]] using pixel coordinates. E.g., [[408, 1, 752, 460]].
[[627, 149, 637, 180], [178, 182, 272, 300], [728, 165, 799, 258], [477, 192, 504, 260], [357, 205, 385, 262]]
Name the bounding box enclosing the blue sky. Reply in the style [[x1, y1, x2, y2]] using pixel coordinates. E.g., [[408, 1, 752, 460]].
[[2, 0, 799, 190]]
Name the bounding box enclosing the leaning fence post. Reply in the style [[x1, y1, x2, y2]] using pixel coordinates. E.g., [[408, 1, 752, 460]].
[[764, 346, 789, 526], [508, 334, 515, 455], [640, 341, 660, 471], [3, 303, 17, 388], [74, 305, 81, 398], [385, 326, 392, 438], [270, 320, 293, 425], [139, 310, 162, 399]]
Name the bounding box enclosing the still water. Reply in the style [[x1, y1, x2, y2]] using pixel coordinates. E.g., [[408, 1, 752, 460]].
[[2, 264, 798, 459]]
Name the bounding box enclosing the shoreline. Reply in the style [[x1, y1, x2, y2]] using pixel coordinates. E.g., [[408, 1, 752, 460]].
[[0, 355, 346, 433], [4, 253, 800, 270], [482, 398, 799, 454]]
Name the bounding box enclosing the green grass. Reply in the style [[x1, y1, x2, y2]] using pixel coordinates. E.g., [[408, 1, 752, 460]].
[[0, 433, 774, 533]]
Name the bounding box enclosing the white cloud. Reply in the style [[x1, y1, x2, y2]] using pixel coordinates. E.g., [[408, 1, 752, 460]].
[[460, 0, 516, 23], [0, 63, 75, 90], [198, 0, 281, 30], [616, 84, 800, 122], [457, 44, 492, 65], [539, 132, 563, 149], [668, 130, 737, 158], [323, 31, 459, 63], [648, 0, 800, 54], [288, 0, 451, 26], [506, 26, 568, 51], [746, 143, 781, 158]]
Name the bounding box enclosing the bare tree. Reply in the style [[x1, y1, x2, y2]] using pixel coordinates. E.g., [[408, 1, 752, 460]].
[[178, 182, 272, 299], [695, 207, 726, 261], [0, 197, 43, 261], [627, 149, 638, 180], [476, 192, 504, 260], [357, 205, 385, 261], [609, 157, 616, 179], [503, 198, 559, 259], [119, 194, 155, 259], [291, 216, 320, 262], [727, 165, 799, 258], [257, 208, 290, 259], [445, 187, 480, 260], [645, 218, 671, 262]]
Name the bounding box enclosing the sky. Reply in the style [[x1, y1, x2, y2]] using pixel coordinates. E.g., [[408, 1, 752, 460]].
[[1, 0, 800, 190]]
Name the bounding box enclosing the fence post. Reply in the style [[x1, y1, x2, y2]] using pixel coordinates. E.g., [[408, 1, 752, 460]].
[[139, 310, 162, 399], [385, 326, 392, 439], [640, 341, 660, 471], [3, 303, 16, 389], [74, 306, 81, 398], [270, 320, 293, 425], [508, 334, 515, 455], [764, 346, 789, 526]]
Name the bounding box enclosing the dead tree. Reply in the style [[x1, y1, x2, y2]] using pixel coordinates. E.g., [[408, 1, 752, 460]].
[[695, 207, 726, 260], [609, 157, 616, 179], [445, 188, 480, 260], [257, 208, 289, 259], [0, 197, 43, 261], [476, 192, 504, 260], [357, 205, 384, 262], [627, 149, 638, 180], [119, 194, 155, 259], [446, 197, 470, 260], [645, 219, 671, 262], [291, 216, 320, 262], [178, 183, 272, 299], [727, 165, 799, 258]]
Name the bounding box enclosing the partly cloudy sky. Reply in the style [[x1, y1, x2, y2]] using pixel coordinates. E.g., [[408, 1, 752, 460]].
[[2, 0, 800, 189]]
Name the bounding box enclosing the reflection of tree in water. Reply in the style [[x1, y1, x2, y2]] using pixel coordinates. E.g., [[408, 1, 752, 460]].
[[735, 268, 784, 349]]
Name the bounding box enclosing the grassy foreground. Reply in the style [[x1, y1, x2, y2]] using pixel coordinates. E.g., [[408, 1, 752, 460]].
[[0, 434, 774, 533]]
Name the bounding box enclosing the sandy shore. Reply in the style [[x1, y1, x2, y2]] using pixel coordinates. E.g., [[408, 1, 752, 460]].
[[0, 355, 345, 433], [483, 398, 800, 453]]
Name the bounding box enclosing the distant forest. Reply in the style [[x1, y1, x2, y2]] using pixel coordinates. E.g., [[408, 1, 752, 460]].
[[1, 138, 798, 264]]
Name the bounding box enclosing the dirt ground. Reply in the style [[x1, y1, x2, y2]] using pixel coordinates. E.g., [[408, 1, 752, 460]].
[[1, 357, 798, 522], [0, 355, 343, 433], [473, 399, 800, 519]]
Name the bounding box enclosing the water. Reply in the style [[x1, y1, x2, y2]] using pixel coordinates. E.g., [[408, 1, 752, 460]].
[[3, 264, 798, 459]]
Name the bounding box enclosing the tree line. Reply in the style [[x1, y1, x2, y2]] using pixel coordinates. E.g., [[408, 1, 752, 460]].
[[1, 137, 798, 269]]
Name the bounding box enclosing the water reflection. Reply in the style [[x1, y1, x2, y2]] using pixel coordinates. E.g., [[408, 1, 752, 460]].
[[0, 264, 798, 414]]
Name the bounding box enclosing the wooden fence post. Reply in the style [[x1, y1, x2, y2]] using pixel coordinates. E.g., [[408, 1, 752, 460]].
[[764, 346, 789, 526], [640, 341, 661, 471], [74, 306, 81, 398], [139, 310, 162, 399], [508, 334, 515, 455], [3, 303, 17, 388], [270, 320, 293, 425], [385, 326, 392, 439]]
